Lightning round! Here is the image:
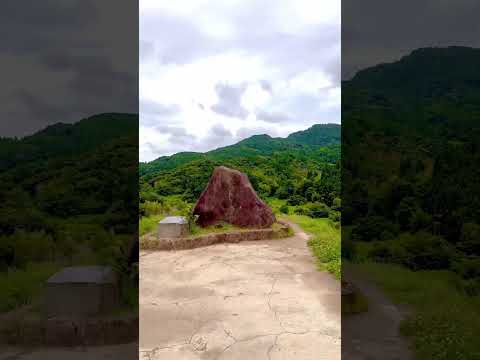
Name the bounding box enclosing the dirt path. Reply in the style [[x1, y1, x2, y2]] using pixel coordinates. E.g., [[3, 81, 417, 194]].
[[140, 222, 340, 359], [342, 265, 412, 360]]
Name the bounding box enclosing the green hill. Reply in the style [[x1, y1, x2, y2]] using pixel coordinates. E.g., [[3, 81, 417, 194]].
[[343, 46, 480, 360], [139, 123, 341, 214], [0, 113, 138, 173], [287, 124, 341, 146], [0, 113, 138, 311], [140, 123, 340, 178]]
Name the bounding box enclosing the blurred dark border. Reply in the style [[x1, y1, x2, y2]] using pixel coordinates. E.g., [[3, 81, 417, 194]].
[[0, 1, 138, 355], [342, 1, 480, 359]]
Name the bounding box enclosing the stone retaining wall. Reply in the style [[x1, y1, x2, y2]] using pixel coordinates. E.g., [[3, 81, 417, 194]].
[[0, 314, 138, 346], [141, 221, 291, 251]]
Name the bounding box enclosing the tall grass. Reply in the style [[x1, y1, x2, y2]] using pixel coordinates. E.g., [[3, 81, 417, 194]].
[[0, 262, 59, 312], [139, 214, 164, 236], [286, 214, 341, 279], [353, 262, 480, 360]]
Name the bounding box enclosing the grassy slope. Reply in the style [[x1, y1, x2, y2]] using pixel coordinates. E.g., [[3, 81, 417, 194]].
[[0, 262, 59, 313], [286, 215, 340, 279], [352, 262, 480, 360]]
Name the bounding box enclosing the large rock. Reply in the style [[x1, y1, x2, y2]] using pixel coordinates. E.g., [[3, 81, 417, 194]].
[[193, 166, 275, 228]]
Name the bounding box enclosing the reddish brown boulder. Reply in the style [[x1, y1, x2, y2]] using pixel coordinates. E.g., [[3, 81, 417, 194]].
[[193, 166, 276, 228]]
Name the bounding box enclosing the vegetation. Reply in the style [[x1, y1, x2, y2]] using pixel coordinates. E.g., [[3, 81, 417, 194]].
[[285, 214, 340, 278], [140, 124, 340, 227], [343, 47, 480, 358], [140, 125, 341, 279], [353, 263, 480, 360], [139, 124, 340, 178], [0, 113, 138, 312]]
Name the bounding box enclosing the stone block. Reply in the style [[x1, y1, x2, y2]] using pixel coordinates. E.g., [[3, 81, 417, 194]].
[[157, 216, 188, 238]]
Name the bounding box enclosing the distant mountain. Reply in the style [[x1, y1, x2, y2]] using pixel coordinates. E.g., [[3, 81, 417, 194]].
[[343, 46, 480, 259], [0, 112, 138, 237], [343, 46, 480, 143], [0, 113, 138, 172], [351, 46, 480, 97], [287, 124, 340, 146], [140, 123, 340, 177]]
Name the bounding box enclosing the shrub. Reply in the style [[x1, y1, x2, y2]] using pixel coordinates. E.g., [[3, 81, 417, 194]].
[[368, 244, 394, 262], [287, 194, 305, 206], [294, 206, 307, 215], [279, 204, 289, 214], [329, 210, 341, 223], [400, 232, 455, 270], [331, 197, 341, 211], [142, 200, 163, 216], [306, 202, 330, 218], [351, 216, 398, 242], [458, 223, 480, 254], [342, 239, 356, 260]]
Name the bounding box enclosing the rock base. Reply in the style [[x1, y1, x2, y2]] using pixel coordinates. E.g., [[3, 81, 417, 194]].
[[141, 221, 291, 251]]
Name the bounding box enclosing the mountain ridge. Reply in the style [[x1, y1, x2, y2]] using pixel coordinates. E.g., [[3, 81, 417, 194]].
[[140, 123, 340, 177]]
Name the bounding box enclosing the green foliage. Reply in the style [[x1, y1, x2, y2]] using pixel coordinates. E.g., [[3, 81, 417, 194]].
[[343, 48, 480, 359], [139, 125, 341, 231], [287, 215, 340, 278], [139, 214, 164, 236], [0, 113, 139, 312], [279, 204, 290, 214], [354, 262, 480, 360], [140, 124, 340, 180], [0, 262, 59, 312]]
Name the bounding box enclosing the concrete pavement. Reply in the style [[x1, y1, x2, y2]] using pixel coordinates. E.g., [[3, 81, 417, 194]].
[[140, 223, 340, 359]]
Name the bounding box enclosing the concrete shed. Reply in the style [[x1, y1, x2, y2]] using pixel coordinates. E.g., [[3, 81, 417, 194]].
[[45, 266, 118, 318], [157, 216, 188, 238]]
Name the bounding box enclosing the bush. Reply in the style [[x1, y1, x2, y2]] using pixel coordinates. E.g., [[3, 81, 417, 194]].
[[401, 232, 454, 270], [458, 223, 480, 255], [329, 210, 341, 222], [141, 200, 163, 217], [331, 197, 341, 211], [306, 203, 330, 218], [351, 216, 398, 242], [294, 206, 307, 215], [368, 243, 395, 263], [287, 194, 305, 206], [0, 231, 55, 269], [342, 239, 356, 261], [279, 204, 289, 214], [452, 257, 480, 280]]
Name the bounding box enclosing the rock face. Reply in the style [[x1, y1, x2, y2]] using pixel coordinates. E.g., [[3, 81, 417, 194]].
[[193, 166, 276, 228]]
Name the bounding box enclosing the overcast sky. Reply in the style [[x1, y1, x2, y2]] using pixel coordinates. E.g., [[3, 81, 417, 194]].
[[0, 0, 137, 138], [342, 0, 480, 79], [140, 0, 341, 161]]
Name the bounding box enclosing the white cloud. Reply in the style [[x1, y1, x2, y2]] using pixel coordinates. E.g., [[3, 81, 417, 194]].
[[140, 0, 340, 161]]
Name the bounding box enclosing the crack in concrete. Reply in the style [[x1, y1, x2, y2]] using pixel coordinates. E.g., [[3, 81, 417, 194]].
[[141, 342, 188, 360], [267, 334, 279, 360], [265, 277, 286, 331], [142, 328, 339, 360], [222, 325, 237, 343], [141, 222, 340, 359], [213, 329, 335, 360]]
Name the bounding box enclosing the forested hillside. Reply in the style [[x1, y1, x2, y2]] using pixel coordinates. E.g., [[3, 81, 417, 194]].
[[343, 46, 480, 358], [139, 124, 341, 221], [140, 123, 340, 177], [0, 113, 138, 311], [343, 47, 480, 268]]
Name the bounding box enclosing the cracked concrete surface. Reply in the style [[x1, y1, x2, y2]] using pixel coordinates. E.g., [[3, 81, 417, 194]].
[[140, 222, 340, 359]]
